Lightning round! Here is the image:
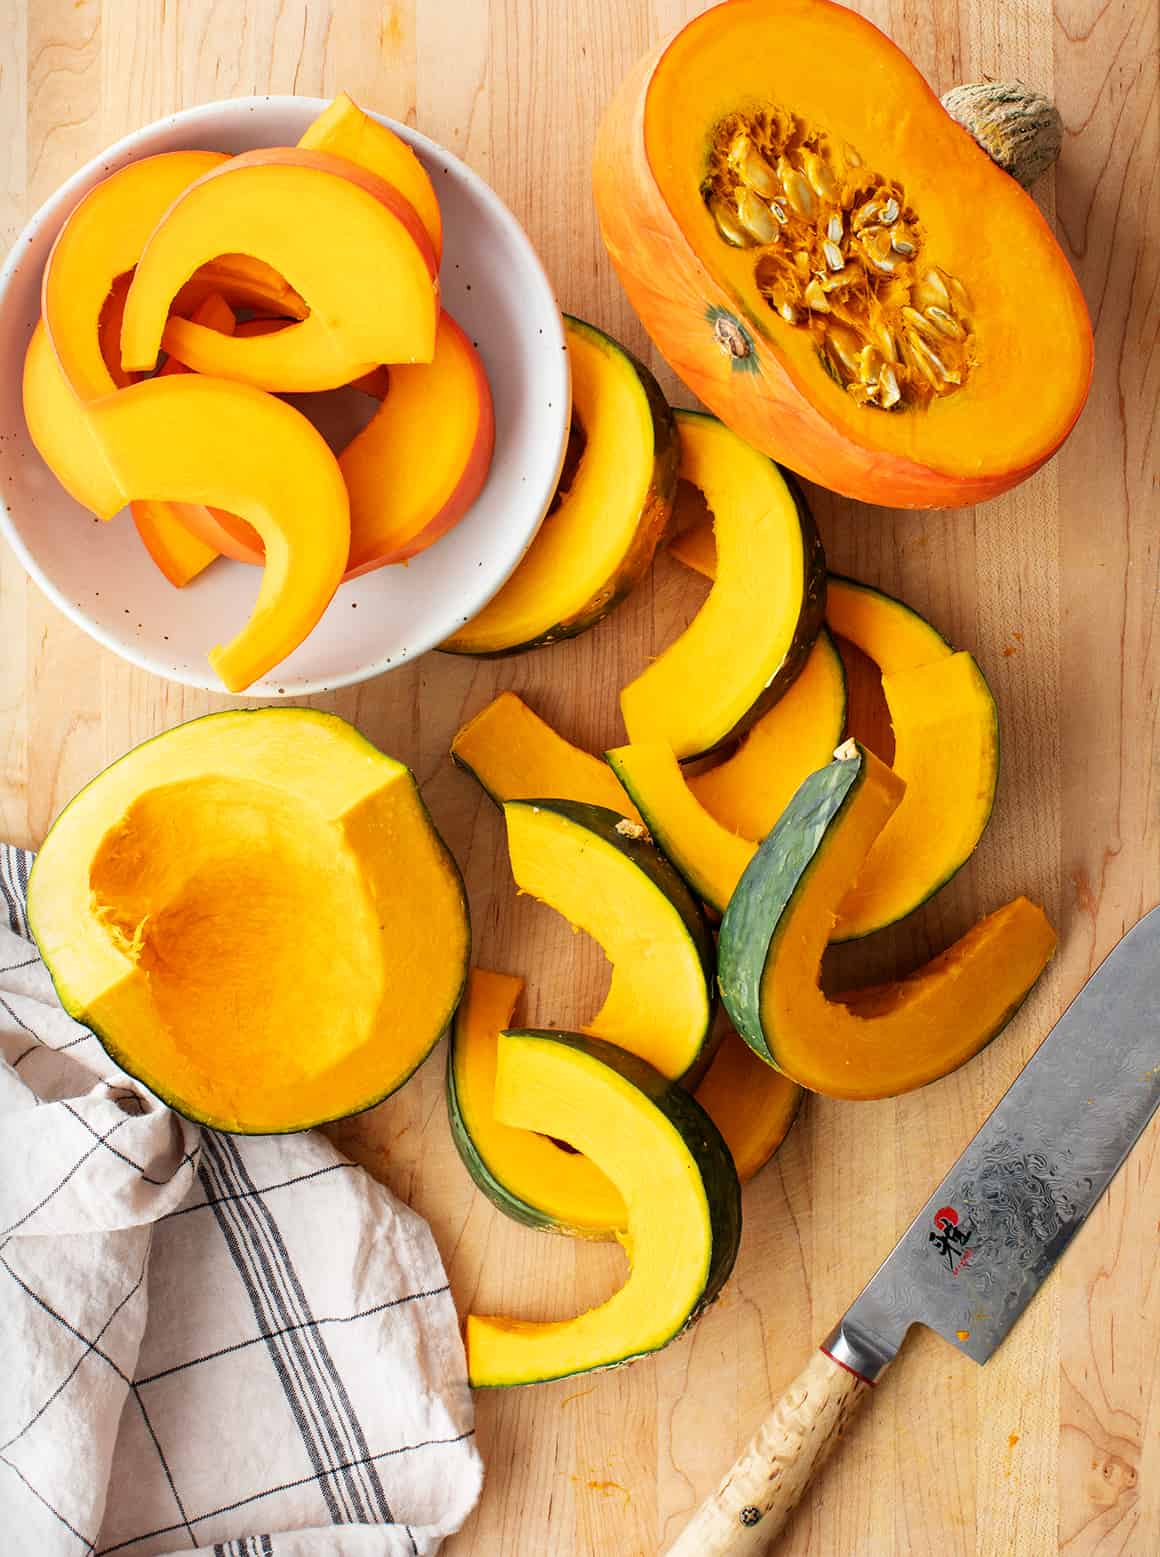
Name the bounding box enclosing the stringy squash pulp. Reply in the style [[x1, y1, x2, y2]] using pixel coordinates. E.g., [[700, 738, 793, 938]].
[[28, 711, 468, 1132]]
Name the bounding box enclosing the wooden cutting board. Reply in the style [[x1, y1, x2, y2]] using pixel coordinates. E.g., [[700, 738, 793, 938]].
[[1, 2, 1155, 1552]]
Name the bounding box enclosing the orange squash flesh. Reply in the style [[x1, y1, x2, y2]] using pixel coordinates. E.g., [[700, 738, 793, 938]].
[[123, 149, 438, 391], [593, 0, 1093, 507], [693, 1022, 801, 1182], [42, 150, 227, 402], [298, 92, 443, 262]]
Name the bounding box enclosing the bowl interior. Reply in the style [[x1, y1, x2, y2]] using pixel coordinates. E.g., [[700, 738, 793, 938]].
[[0, 97, 569, 695]]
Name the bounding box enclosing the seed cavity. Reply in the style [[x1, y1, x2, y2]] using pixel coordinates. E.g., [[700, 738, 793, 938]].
[[702, 108, 976, 410]]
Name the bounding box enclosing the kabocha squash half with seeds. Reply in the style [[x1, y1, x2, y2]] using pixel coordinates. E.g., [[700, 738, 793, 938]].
[[594, 0, 1092, 507], [442, 315, 676, 655], [504, 799, 716, 1080], [466, 1029, 741, 1386], [28, 711, 469, 1133], [619, 410, 824, 761], [717, 741, 1056, 1099]]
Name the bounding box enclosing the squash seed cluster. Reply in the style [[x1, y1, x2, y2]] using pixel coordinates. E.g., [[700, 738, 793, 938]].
[[702, 110, 975, 410]]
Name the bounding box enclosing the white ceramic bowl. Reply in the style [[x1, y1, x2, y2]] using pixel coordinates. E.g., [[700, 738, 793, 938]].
[[0, 97, 569, 695]]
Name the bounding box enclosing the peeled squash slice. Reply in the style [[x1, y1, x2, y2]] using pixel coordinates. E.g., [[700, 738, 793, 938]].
[[29, 710, 469, 1132], [441, 315, 677, 655], [123, 149, 438, 391], [718, 741, 1057, 1099], [42, 149, 227, 401], [593, 0, 1093, 507], [504, 799, 716, 1081], [465, 1029, 741, 1386], [452, 691, 640, 820], [447, 970, 627, 1237], [298, 92, 443, 261], [619, 410, 824, 760]]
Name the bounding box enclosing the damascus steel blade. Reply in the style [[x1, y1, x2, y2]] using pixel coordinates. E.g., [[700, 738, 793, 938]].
[[826, 905, 1160, 1379]]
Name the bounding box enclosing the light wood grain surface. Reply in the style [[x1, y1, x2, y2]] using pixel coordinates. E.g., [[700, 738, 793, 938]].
[[1, 1, 1156, 1553]]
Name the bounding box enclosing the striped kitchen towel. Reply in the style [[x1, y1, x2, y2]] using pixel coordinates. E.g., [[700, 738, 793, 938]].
[[0, 844, 482, 1557]]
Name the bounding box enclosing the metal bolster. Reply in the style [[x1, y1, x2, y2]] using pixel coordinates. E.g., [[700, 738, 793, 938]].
[[821, 1316, 902, 1384]]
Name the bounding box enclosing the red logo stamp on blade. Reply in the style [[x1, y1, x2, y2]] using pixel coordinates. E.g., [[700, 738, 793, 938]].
[[929, 1205, 975, 1276]]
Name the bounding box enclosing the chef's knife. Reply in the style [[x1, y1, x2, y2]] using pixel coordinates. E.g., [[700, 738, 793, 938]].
[[666, 905, 1160, 1556]]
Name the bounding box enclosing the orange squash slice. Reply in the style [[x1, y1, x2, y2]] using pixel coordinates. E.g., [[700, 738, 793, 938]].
[[123, 149, 438, 391]]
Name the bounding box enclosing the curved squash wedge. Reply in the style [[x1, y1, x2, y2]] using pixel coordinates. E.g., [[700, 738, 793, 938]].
[[826, 574, 950, 673], [28, 710, 469, 1133], [452, 691, 640, 820], [718, 740, 1056, 1099], [123, 148, 438, 391], [441, 315, 677, 655], [689, 629, 847, 840], [503, 798, 715, 1080], [607, 742, 755, 914], [465, 1029, 740, 1385], [22, 320, 123, 516], [298, 92, 442, 261], [42, 149, 227, 401], [87, 375, 350, 691], [448, 969, 626, 1237], [620, 410, 824, 760], [694, 1021, 802, 1183]]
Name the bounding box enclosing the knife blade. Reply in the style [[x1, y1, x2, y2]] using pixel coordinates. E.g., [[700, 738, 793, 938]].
[[667, 904, 1160, 1556]]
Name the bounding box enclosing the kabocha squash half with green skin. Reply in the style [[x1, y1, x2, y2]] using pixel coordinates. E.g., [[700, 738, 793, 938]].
[[503, 799, 716, 1081], [29, 710, 469, 1133], [452, 691, 641, 821], [441, 315, 677, 655], [593, 0, 1092, 508], [717, 740, 1057, 1099], [666, 546, 998, 937], [448, 968, 628, 1238], [466, 1029, 741, 1386], [620, 410, 824, 762]]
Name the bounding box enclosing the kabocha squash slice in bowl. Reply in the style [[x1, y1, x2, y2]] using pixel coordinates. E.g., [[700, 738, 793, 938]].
[[28, 710, 469, 1134], [441, 315, 677, 655], [593, 0, 1093, 508], [619, 409, 824, 761], [466, 1029, 741, 1386], [503, 799, 716, 1081], [448, 969, 628, 1238], [452, 691, 641, 820], [689, 629, 847, 840], [298, 91, 443, 261], [717, 741, 1057, 1099], [122, 148, 438, 392]]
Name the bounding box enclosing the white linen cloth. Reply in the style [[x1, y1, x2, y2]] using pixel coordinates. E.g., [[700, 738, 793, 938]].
[[0, 844, 482, 1557]]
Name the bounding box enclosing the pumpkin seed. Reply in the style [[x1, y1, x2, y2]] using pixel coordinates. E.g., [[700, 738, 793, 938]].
[[879, 196, 900, 225], [912, 268, 951, 311], [925, 305, 965, 340], [891, 226, 916, 256], [877, 363, 901, 407], [842, 143, 864, 168], [804, 278, 832, 313], [730, 135, 779, 199], [947, 274, 973, 316], [901, 305, 939, 340], [801, 150, 837, 201], [827, 323, 862, 376], [736, 187, 779, 243], [778, 157, 816, 217], [853, 199, 879, 230], [770, 200, 789, 225], [859, 344, 883, 384], [778, 301, 799, 325], [823, 239, 845, 271], [711, 197, 751, 247], [827, 212, 844, 244]]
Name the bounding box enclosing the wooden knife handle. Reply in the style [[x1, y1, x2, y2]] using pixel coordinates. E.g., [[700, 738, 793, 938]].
[[663, 1349, 872, 1556]]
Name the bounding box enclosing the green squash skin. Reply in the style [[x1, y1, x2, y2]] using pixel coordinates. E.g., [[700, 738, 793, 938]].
[[28, 707, 471, 1135], [474, 1028, 743, 1386], [670, 409, 828, 762], [505, 797, 720, 1084], [717, 746, 866, 1067], [440, 314, 680, 658], [445, 1007, 622, 1241]]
